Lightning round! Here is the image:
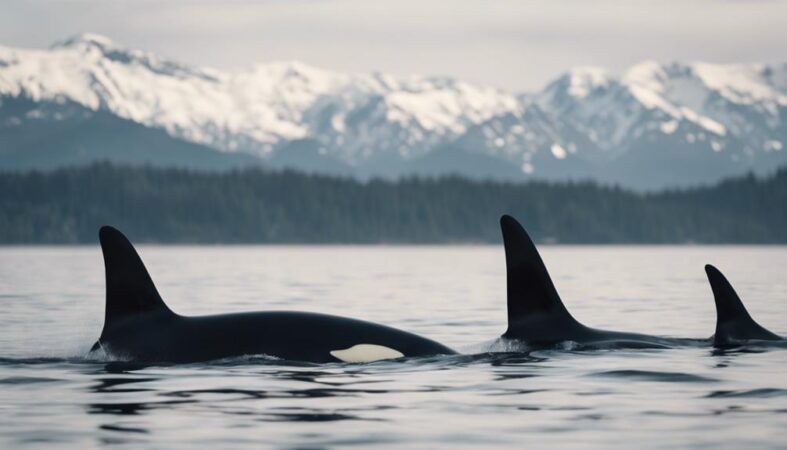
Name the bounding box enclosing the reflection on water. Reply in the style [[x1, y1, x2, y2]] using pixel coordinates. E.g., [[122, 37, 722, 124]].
[[1, 245, 786, 448]]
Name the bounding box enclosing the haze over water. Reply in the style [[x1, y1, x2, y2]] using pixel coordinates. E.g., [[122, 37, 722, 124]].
[[1, 245, 786, 448]]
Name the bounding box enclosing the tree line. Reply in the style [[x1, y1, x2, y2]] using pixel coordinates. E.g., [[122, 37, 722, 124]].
[[1, 163, 785, 244]]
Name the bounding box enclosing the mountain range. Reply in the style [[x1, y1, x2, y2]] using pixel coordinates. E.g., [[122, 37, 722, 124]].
[[1, 33, 785, 189]]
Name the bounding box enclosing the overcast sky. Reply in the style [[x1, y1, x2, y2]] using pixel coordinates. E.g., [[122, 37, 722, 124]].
[[1, 0, 785, 91]]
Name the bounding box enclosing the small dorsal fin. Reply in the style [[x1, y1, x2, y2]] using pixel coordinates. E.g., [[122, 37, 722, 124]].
[[705, 264, 780, 345], [500, 215, 577, 331], [99, 226, 173, 325]]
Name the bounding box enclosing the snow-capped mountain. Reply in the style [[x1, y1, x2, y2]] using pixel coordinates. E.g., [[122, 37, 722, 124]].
[[537, 62, 785, 159], [1, 34, 785, 189]]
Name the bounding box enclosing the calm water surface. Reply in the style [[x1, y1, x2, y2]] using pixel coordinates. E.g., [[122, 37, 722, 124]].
[[1, 245, 786, 448]]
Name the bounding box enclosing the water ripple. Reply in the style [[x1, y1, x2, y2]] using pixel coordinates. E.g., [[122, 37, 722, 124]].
[[706, 388, 787, 398], [589, 370, 718, 383]]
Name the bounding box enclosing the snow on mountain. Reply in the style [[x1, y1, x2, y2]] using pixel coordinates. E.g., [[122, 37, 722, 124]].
[[0, 34, 349, 155], [305, 75, 520, 164], [627, 61, 787, 160], [0, 34, 518, 162], [0, 34, 785, 189], [559, 66, 614, 99], [536, 60, 786, 164]]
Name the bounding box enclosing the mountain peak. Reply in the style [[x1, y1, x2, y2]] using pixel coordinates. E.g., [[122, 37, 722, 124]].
[[622, 60, 669, 90], [250, 60, 343, 83], [565, 66, 612, 97], [689, 61, 787, 105], [1, 35, 784, 190], [543, 66, 613, 100], [50, 33, 116, 51]]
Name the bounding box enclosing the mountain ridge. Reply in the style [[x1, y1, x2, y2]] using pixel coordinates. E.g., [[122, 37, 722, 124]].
[[1, 33, 785, 189]]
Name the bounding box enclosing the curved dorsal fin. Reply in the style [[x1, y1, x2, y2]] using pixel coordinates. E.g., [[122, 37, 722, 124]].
[[705, 264, 780, 345], [500, 215, 577, 331], [99, 226, 173, 325]]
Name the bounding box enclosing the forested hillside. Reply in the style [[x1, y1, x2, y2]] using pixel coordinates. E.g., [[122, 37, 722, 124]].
[[1, 164, 785, 244]]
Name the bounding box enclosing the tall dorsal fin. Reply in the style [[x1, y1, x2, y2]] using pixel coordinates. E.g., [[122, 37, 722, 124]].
[[500, 215, 577, 331], [99, 226, 173, 325], [705, 264, 780, 345]]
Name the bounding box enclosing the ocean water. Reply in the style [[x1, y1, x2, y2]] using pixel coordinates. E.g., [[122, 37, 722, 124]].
[[1, 245, 786, 448]]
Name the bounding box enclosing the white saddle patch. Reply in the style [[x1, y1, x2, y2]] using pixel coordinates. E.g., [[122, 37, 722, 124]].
[[329, 344, 404, 363]]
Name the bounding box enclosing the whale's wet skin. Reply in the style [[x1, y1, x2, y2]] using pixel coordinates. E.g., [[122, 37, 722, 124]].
[[89, 226, 455, 364], [1, 245, 786, 448]]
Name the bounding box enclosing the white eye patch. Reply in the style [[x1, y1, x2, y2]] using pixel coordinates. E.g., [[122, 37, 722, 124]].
[[330, 344, 404, 363]]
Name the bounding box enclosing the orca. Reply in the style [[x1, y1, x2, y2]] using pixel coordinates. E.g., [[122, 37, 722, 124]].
[[498, 215, 689, 349], [497, 214, 784, 350], [90, 226, 456, 364], [704, 264, 783, 347]]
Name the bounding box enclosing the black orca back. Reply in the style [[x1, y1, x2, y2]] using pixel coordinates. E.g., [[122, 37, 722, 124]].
[[93, 226, 456, 363], [99, 226, 174, 327], [705, 264, 780, 346]]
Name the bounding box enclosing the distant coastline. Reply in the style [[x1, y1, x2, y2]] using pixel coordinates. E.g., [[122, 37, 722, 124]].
[[1, 163, 785, 244]]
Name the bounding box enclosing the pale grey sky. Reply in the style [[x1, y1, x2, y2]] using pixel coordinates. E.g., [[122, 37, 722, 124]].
[[1, 0, 785, 91]]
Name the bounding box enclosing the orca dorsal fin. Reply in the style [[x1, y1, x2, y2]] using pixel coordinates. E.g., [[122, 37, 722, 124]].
[[99, 226, 173, 325], [705, 264, 780, 345], [500, 215, 577, 333]]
